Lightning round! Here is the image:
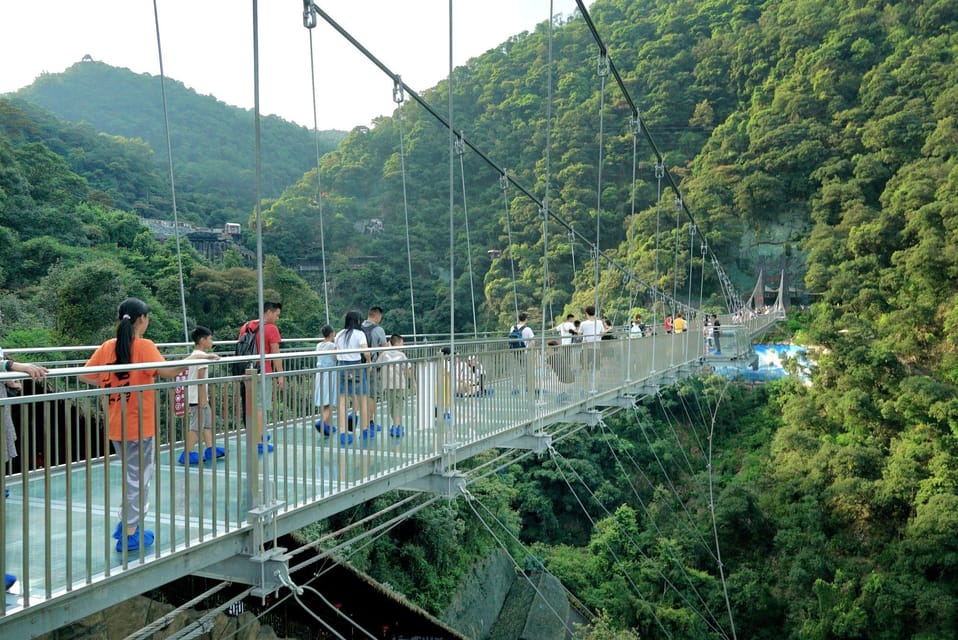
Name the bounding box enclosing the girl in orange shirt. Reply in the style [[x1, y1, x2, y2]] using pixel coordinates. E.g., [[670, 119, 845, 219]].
[[81, 298, 206, 553]]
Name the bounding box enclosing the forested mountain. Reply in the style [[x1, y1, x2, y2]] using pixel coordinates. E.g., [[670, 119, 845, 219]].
[[2, 0, 958, 637], [13, 60, 345, 226], [0, 96, 328, 346]]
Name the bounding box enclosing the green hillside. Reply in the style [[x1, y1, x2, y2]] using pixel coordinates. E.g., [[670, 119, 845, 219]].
[[1, 0, 958, 636], [13, 60, 345, 226]]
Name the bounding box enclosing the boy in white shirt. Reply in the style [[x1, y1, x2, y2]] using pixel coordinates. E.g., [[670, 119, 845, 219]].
[[554, 313, 577, 345], [179, 326, 223, 464], [378, 334, 415, 437]]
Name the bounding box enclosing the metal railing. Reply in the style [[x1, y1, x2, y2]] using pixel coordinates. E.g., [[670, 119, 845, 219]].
[[0, 314, 779, 632]]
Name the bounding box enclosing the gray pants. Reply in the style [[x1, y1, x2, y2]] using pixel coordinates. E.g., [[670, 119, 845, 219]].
[[1, 384, 17, 463], [112, 437, 154, 529]]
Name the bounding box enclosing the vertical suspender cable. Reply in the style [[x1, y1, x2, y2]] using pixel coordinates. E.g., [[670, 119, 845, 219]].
[[251, 0, 272, 510], [569, 228, 577, 275], [394, 81, 418, 337], [151, 0, 190, 343], [305, 24, 330, 325], [672, 196, 681, 318], [446, 0, 457, 469], [590, 53, 609, 395], [687, 223, 696, 313], [456, 137, 479, 336], [686, 222, 695, 360], [539, 0, 555, 396], [500, 173, 520, 323], [699, 237, 707, 334], [624, 115, 639, 382], [652, 161, 663, 373]]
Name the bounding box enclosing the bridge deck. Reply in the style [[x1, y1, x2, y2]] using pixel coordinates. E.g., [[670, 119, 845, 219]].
[[1, 314, 781, 636]]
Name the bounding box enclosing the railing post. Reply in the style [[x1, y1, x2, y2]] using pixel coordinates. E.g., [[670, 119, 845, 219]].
[[244, 369, 260, 513]]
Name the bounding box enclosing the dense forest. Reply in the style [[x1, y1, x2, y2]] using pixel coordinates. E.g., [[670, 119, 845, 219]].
[[3, 0, 958, 637], [14, 61, 345, 226]]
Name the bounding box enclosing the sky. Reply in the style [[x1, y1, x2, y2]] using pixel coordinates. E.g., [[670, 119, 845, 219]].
[[1, 1, 584, 131]]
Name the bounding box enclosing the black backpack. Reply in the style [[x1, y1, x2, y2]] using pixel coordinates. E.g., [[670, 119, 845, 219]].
[[231, 322, 260, 375], [508, 325, 525, 349]]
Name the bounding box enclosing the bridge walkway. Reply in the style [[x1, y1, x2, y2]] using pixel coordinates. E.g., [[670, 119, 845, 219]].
[[0, 312, 782, 637]]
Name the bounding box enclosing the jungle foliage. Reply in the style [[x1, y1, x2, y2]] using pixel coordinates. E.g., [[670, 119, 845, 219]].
[[2, 0, 958, 637], [13, 61, 345, 226]]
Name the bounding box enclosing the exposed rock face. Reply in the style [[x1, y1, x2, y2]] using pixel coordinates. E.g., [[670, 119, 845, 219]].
[[442, 550, 573, 640], [441, 549, 517, 639]]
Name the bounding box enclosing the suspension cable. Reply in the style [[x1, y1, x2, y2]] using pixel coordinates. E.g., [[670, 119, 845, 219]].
[[290, 591, 348, 640], [705, 382, 739, 640], [446, 0, 457, 458], [686, 221, 696, 359], [551, 447, 729, 639], [467, 487, 597, 623], [151, 0, 189, 343], [455, 135, 479, 336], [625, 114, 640, 381], [649, 162, 663, 372], [301, 585, 376, 639], [123, 581, 234, 640], [699, 237, 708, 330], [394, 79, 418, 337], [589, 52, 610, 396], [250, 0, 273, 508], [573, 0, 744, 314], [596, 418, 716, 563], [500, 173, 520, 322], [463, 490, 578, 636], [672, 196, 681, 320], [635, 398, 724, 566], [305, 21, 330, 325], [547, 448, 674, 639], [592, 419, 731, 634], [539, 0, 555, 414], [569, 227, 577, 276], [301, 2, 677, 312]]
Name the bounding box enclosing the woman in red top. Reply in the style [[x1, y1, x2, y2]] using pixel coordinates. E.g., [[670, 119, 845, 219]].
[[81, 298, 198, 553]]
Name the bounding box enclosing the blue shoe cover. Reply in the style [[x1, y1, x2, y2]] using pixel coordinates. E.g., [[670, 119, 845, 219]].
[[203, 446, 226, 461], [116, 527, 154, 553]]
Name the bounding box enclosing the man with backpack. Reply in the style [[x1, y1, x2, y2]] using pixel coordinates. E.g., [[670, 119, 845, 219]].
[[361, 306, 388, 432], [509, 312, 535, 395], [236, 301, 284, 454]]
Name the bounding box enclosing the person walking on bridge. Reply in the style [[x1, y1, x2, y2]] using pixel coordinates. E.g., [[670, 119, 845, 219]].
[[80, 298, 214, 553], [508, 312, 535, 395], [361, 306, 387, 433], [237, 301, 284, 454], [553, 313, 577, 346], [335, 310, 369, 439], [673, 312, 687, 334], [711, 314, 722, 355], [578, 305, 604, 372], [1, 307, 48, 590]]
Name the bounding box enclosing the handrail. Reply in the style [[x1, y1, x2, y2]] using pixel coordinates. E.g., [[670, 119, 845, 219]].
[[0, 317, 783, 636]]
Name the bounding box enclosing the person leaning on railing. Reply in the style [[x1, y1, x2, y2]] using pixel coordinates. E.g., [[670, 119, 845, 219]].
[[78, 297, 216, 554], [1, 335, 48, 591]]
